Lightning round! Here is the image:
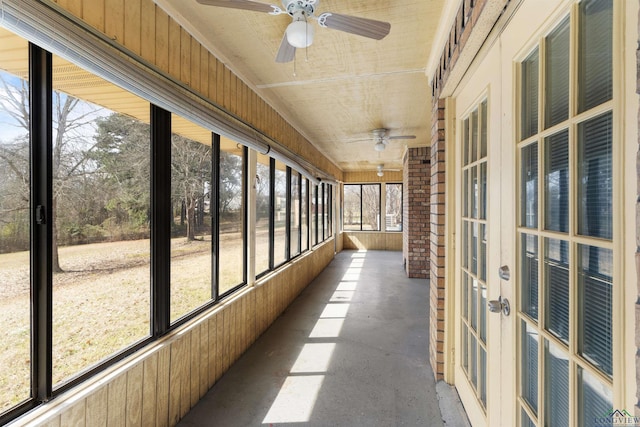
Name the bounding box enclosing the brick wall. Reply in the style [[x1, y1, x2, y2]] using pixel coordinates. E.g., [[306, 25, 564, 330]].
[[427, 0, 503, 382], [429, 99, 446, 380], [402, 147, 431, 278]]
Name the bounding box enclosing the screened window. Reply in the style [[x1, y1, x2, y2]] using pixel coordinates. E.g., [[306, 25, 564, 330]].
[[290, 170, 301, 258], [255, 153, 271, 277], [322, 183, 328, 239], [273, 161, 287, 267], [343, 184, 380, 231], [311, 184, 319, 246], [0, 28, 30, 413], [51, 54, 152, 386], [170, 114, 213, 322], [301, 178, 309, 252], [385, 183, 403, 231], [218, 138, 245, 295]]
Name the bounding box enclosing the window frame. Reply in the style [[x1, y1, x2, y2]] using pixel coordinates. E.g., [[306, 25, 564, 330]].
[[384, 182, 404, 232], [342, 183, 382, 232]]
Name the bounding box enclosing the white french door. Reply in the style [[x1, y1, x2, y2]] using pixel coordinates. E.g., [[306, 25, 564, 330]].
[[454, 39, 513, 425], [454, 0, 622, 426]]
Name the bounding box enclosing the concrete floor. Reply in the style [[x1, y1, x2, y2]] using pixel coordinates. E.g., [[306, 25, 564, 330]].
[[178, 250, 467, 427]]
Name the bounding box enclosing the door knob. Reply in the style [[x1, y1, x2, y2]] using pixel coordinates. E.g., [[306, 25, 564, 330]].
[[488, 296, 510, 316]]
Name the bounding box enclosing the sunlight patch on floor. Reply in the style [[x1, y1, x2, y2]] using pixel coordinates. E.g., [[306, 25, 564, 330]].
[[291, 343, 336, 373], [320, 303, 350, 319], [262, 375, 325, 424], [262, 252, 369, 425], [309, 318, 344, 338]]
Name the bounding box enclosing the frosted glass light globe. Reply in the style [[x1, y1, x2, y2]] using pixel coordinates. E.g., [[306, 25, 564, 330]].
[[286, 20, 314, 48]]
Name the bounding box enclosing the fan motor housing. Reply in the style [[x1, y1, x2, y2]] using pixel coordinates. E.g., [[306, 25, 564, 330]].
[[282, 0, 317, 16]]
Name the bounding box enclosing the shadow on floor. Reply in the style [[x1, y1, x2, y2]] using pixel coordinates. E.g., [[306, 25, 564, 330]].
[[179, 250, 465, 426]]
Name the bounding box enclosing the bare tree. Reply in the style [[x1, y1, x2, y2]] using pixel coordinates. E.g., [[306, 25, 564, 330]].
[[171, 135, 211, 241], [1, 75, 101, 271]]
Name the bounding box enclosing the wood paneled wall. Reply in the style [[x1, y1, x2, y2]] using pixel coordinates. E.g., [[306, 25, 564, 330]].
[[342, 232, 402, 251], [49, 0, 342, 180], [14, 242, 335, 427], [343, 171, 403, 183]]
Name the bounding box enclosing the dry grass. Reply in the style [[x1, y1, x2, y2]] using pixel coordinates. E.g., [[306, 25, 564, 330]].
[[0, 234, 247, 413]]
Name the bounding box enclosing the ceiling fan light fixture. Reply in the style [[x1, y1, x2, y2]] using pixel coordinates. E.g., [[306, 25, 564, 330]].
[[286, 18, 314, 48], [374, 141, 386, 152], [377, 170, 384, 177]]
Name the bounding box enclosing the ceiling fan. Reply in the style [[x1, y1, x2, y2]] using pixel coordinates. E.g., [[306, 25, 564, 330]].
[[376, 164, 400, 177], [350, 128, 416, 152], [195, 0, 391, 63]]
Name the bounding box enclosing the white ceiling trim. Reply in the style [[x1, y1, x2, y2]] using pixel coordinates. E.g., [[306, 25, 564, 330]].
[[425, 0, 463, 83], [256, 68, 426, 89]]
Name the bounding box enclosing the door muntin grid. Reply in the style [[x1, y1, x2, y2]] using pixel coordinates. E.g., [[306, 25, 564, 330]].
[[517, 1, 615, 426], [461, 99, 489, 409]]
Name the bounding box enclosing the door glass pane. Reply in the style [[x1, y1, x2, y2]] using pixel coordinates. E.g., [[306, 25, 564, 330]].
[[479, 224, 487, 282], [521, 234, 539, 320], [545, 340, 569, 427], [578, 0, 613, 113], [479, 346, 487, 406], [471, 166, 478, 219], [470, 334, 477, 388], [462, 273, 469, 321], [521, 143, 538, 228], [273, 161, 287, 266], [255, 154, 271, 276], [462, 330, 469, 373], [0, 29, 30, 411], [522, 409, 536, 427], [463, 169, 469, 217], [470, 109, 478, 163], [462, 220, 469, 270], [480, 284, 487, 342], [521, 320, 539, 414], [480, 100, 488, 159], [544, 238, 569, 343], [577, 112, 612, 240], [52, 57, 152, 384], [471, 278, 478, 331], [521, 48, 539, 140], [578, 244, 613, 377], [463, 118, 470, 166], [579, 367, 613, 427], [544, 130, 569, 233], [545, 17, 570, 128], [170, 115, 212, 322], [471, 222, 478, 275], [219, 140, 245, 294], [479, 163, 487, 220]]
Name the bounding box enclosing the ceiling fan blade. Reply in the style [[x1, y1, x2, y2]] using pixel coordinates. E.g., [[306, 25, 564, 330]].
[[275, 34, 296, 63], [318, 13, 391, 40], [196, 0, 275, 13], [388, 135, 416, 140]]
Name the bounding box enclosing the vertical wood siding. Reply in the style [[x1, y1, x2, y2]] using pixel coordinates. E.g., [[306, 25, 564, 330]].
[[22, 242, 335, 426], [49, 0, 341, 179]]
